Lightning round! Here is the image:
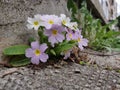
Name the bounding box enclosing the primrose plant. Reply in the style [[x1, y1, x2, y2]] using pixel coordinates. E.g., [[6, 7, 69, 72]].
[[3, 14, 88, 66]]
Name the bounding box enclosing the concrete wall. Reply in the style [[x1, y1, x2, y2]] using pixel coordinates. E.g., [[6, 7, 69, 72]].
[[87, 0, 117, 24], [86, 0, 106, 24], [100, 0, 117, 20], [0, 0, 69, 61]]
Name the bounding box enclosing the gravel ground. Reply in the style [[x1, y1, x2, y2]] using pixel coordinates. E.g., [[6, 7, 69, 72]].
[[0, 63, 120, 90]]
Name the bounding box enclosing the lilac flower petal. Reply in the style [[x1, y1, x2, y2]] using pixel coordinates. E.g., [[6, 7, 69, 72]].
[[50, 24, 64, 33], [57, 26, 65, 32], [66, 34, 70, 41], [25, 48, 34, 58], [44, 24, 65, 46], [41, 15, 61, 29], [49, 36, 57, 45], [42, 21, 52, 29], [82, 39, 88, 46], [72, 33, 76, 40], [31, 56, 40, 65], [66, 32, 74, 41], [39, 53, 48, 63], [78, 43, 84, 50], [74, 31, 82, 39], [64, 51, 70, 59], [51, 24, 58, 29], [80, 35, 83, 38], [39, 43, 48, 52], [56, 34, 64, 42], [45, 24, 52, 29], [31, 41, 39, 49], [44, 29, 52, 36]]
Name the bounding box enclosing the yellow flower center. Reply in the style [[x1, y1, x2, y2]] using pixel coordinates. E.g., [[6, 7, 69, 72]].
[[35, 49, 41, 56], [77, 38, 81, 42], [52, 30, 58, 36], [69, 33, 72, 38], [62, 20, 66, 25], [48, 20, 54, 24], [34, 21, 39, 26]]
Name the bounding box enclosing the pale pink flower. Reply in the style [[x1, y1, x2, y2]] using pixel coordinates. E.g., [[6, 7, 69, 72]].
[[41, 15, 61, 29], [25, 41, 48, 64], [61, 49, 72, 59], [66, 28, 76, 41], [74, 31, 88, 50], [44, 24, 65, 47]]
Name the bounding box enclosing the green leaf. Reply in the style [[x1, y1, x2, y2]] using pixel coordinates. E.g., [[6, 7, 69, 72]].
[[79, 61, 85, 65], [67, 0, 78, 19], [54, 41, 76, 55], [28, 37, 36, 43], [50, 49, 56, 56], [67, 0, 77, 13], [3, 45, 30, 55], [10, 57, 30, 67], [38, 29, 48, 44], [111, 48, 120, 52], [103, 31, 120, 38]]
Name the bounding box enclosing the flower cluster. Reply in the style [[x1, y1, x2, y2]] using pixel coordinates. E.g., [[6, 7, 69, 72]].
[[26, 14, 88, 65]]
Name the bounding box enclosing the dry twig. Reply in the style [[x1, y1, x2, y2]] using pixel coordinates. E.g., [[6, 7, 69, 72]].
[[0, 68, 18, 78]]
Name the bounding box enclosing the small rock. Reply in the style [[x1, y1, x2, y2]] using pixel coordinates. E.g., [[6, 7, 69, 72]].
[[117, 79, 120, 84], [96, 82, 102, 86], [113, 79, 117, 83], [83, 88, 90, 90], [85, 84, 90, 88], [47, 65, 53, 69], [94, 87, 101, 90], [74, 85, 79, 89], [116, 84, 120, 89], [54, 70, 60, 73]]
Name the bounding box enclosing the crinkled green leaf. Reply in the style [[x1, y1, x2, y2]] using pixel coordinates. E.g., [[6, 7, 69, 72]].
[[10, 57, 30, 67], [3, 45, 30, 55]]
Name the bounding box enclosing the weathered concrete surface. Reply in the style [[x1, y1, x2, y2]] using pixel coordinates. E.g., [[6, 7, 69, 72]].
[[80, 49, 120, 69], [0, 0, 69, 61], [0, 63, 120, 90]]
